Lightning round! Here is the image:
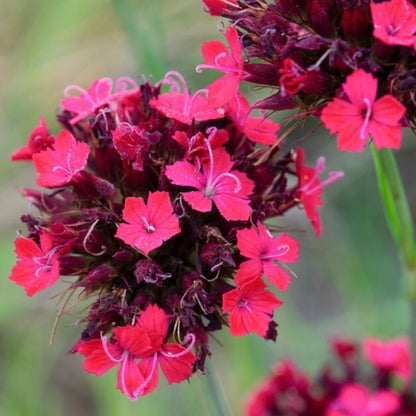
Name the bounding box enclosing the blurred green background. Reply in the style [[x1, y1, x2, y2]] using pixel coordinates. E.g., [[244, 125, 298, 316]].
[[1, 1, 414, 415]]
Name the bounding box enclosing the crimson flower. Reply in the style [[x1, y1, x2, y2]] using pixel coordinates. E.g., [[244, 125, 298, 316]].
[[11, 116, 54, 161], [165, 144, 254, 221], [134, 304, 198, 396], [234, 222, 299, 291], [222, 278, 283, 337], [61, 78, 115, 125], [321, 69, 406, 152], [295, 148, 344, 236], [371, 0, 416, 47], [115, 191, 181, 256], [363, 337, 412, 383], [197, 26, 244, 106], [226, 93, 280, 145], [327, 384, 400, 416], [9, 232, 61, 296], [77, 304, 197, 400], [149, 71, 224, 125], [33, 129, 90, 187], [76, 325, 150, 400], [202, 0, 238, 16]]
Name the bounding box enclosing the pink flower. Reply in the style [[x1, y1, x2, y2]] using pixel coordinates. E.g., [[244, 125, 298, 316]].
[[327, 384, 400, 416], [226, 93, 280, 144], [149, 71, 224, 125], [9, 232, 61, 296], [11, 116, 55, 161], [134, 304, 198, 396], [321, 69, 406, 151], [363, 336, 412, 383], [115, 191, 181, 256], [165, 144, 254, 221], [61, 78, 116, 125], [33, 130, 90, 187], [202, 0, 238, 16], [371, 0, 416, 47], [222, 278, 283, 337], [197, 26, 244, 106], [295, 148, 344, 236], [76, 325, 151, 400], [234, 222, 299, 291]]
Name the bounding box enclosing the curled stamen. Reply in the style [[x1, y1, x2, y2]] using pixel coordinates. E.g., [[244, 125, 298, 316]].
[[100, 333, 124, 363], [360, 97, 372, 140], [141, 216, 155, 233], [260, 244, 290, 261], [160, 333, 196, 358], [133, 353, 158, 398], [184, 88, 209, 116], [211, 172, 242, 193], [299, 156, 344, 196], [83, 219, 107, 256], [119, 353, 136, 401], [307, 47, 332, 71], [64, 85, 96, 106], [116, 76, 139, 92], [162, 71, 188, 95]]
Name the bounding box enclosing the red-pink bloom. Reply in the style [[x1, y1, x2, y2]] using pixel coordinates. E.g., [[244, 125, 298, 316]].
[[61, 78, 116, 125], [222, 278, 282, 337], [165, 145, 254, 221], [197, 26, 244, 107], [112, 123, 150, 171], [202, 0, 238, 16], [363, 336, 412, 383], [76, 325, 151, 400], [172, 127, 228, 165], [134, 304, 198, 396], [295, 148, 344, 236], [371, 0, 416, 47], [226, 93, 280, 144], [33, 130, 90, 187], [11, 116, 55, 161], [9, 232, 61, 296], [321, 69, 406, 152], [149, 71, 224, 125], [115, 191, 181, 256], [234, 222, 299, 291], [327, 384, 400, 416]]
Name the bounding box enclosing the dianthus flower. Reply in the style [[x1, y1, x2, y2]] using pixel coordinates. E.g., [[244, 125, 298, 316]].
[[9, 72, 333, 399], [244, 336, 415, 416], [201, 0, 416, 152]]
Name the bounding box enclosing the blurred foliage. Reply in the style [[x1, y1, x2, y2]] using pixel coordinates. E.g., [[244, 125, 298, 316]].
[[1, 1, 415, 415]]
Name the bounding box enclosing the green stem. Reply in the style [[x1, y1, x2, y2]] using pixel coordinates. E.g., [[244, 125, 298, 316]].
[[371, 145, 416, 394], [205, 362, 233, 416]]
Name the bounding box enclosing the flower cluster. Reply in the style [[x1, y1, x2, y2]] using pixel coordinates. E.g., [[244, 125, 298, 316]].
[[201, 0, 416, 152], [9, 72, 341, 399], [245, 336, 415, 416]]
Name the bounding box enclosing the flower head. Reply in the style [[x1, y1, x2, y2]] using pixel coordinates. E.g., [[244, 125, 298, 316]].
[[10, 72, 305, 399]]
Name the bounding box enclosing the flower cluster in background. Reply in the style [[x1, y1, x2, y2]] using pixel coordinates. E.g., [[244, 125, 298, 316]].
[[245, 336, 415, 415], [201, 0, 415, 152], [8, 70, 341, 400]]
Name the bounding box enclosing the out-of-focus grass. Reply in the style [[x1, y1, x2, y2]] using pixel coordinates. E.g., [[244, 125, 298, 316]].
[[1, 1, 414, 415]]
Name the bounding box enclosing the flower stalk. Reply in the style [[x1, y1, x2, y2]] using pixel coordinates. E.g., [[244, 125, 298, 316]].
[[371, 145, 416, 394]]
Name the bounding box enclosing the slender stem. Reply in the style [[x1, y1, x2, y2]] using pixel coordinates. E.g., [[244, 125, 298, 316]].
[[371, 145, 416, 395], [205, 362, 233, 416]]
